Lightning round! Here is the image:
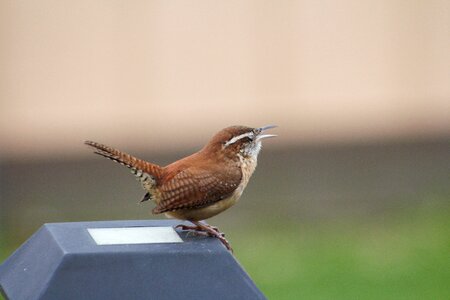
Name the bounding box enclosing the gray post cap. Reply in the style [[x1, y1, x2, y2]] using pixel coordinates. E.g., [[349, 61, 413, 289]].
[[0, 220, 266, 300]]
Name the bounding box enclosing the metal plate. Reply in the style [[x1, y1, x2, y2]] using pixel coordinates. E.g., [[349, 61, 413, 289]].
[[87, 227, 183, 245]]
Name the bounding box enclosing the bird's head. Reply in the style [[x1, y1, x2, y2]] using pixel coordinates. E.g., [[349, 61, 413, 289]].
[[204, 125, 277, 159]]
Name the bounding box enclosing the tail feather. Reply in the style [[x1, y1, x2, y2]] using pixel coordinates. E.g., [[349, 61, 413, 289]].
[[84, 141, 163, 189]]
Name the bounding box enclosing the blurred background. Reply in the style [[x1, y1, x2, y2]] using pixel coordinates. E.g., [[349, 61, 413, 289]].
[[1, 1, 449, 299]]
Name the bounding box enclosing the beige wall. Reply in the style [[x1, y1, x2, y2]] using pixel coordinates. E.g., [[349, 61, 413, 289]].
[[1, 0, 449, 158]]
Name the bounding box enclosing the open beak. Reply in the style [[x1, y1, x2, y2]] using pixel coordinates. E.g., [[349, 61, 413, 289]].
[[256, 125, 277, 141]]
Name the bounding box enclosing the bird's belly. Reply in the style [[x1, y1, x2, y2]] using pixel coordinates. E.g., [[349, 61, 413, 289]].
[[165, 191, 242, 221]]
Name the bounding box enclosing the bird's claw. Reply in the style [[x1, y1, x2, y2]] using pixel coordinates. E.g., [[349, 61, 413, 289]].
[[175, 222, 232, 252]]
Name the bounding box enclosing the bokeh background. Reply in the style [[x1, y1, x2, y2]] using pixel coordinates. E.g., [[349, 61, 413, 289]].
[[1, 1, 449, 299]]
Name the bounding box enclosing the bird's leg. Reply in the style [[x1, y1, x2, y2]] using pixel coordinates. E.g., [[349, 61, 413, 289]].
[[175, 222, 224, 236], [174, 223, 213, 239], [192, 221, 233, 252], [196, 221, 223, 235], [208, 225, 222, 234], [175, 224, 203, 232]]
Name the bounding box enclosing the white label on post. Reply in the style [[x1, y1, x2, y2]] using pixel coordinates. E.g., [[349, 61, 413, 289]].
[[87, 227, 183, 245]]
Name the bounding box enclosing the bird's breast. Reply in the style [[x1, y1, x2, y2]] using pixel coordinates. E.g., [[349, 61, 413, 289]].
[[235, 154, 258, 196]]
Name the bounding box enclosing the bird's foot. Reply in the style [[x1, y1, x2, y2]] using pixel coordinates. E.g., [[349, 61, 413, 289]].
[[175, 222, 232, 252], [175, 223, 225, 237], [209, 225, 222, 234], [192, 221, 233, 252], [175, 224, 205, 238], [175, 224, 202, 232], [210, 231, 232, 252]]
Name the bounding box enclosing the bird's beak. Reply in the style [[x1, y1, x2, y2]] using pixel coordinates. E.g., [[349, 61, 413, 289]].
[[256, 125, 277, 140]]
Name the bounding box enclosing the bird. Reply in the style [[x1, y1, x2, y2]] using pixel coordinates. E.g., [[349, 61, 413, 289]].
[[85, 125, 277, 251]]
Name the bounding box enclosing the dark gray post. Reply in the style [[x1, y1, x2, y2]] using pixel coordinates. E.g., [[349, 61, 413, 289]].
[[0, 220, 266, 300]]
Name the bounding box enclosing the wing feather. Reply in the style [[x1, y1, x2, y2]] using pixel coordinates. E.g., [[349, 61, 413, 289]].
[[153, 166, 242, 214]]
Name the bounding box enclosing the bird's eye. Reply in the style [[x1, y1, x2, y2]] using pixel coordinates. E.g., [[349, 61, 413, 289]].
[[253, 128, 261, 135]]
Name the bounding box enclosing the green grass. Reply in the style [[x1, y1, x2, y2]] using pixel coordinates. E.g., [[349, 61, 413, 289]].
[[1, 206, 449, 299], [0, 234, 11, 265], [232, 207, 450, 299], [0, 231, 8, 300]]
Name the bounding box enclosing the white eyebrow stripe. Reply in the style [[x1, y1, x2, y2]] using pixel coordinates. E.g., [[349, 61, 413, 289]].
[[224, 132, 253, 147]]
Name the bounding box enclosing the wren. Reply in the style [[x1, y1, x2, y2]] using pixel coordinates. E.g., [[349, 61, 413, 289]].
[[85, 125, 277, 251]]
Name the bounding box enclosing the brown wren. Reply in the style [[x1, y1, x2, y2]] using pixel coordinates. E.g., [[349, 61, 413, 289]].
[[85, 125, 277, 251]]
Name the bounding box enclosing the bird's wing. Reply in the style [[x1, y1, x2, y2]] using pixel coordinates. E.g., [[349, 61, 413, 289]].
[[153, 165, 242, 214], [85, 141, 163, 191]]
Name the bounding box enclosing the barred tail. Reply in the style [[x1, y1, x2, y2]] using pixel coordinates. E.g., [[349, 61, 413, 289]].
[[84, 141, 163, 186]]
